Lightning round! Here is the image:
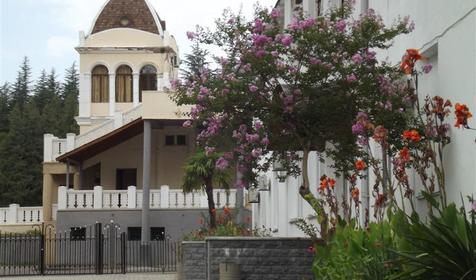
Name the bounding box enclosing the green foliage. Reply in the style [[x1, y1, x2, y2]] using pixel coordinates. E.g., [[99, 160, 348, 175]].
[[0, 59, 79, 206], [180, 41, 209, 82], [390, 202, 476, 280], [182, 209, 269, 241], [312, 220, 398, 280]]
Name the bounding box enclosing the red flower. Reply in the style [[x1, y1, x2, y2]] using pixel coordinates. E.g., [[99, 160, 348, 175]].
[[328, 178, 336, 189], [454, 103, 472, 128], [223, 206, 231, 216], [399, 147, 410, 162], [400, 49, 423, 74], [319, 176, 328, 191], [307, 246, 316, 254], [355, 160, 366, 171], [403, 130, 421, 142], [351, 188, 360, 200]]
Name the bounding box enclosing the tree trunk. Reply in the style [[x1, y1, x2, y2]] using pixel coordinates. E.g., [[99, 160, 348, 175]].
[[299, 148, 329, 241], [205, 178, 217, 229]]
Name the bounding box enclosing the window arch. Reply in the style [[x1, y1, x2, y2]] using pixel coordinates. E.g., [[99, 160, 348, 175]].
[[91, 65, 109, 103], [140, 65, 157, 102], [116, 65, 133, 103]]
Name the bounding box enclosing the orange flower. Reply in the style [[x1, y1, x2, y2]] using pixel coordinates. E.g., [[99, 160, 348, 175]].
[[403, 130, 420, 142], [355, 160, 366, 171], [399, 147, 410, 162], [223, 206, 231, 216], [328, 178, 336, 188], [319, 176, 328, 191], [351, 188, 360, 200], [454, 103, 472, 128], [400, 49, 423, 74]]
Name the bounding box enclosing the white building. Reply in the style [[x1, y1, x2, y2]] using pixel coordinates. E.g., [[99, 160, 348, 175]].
[[252, 0, 476, 236]]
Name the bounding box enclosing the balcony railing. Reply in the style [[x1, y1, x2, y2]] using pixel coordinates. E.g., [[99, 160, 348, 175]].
[[57, 186, 237, 210], [0, 205, 44, 225]]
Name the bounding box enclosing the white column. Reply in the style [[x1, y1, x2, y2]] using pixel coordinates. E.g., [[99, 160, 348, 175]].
[[127, 186, 137, 209], [58, 186, 68, 210], [109, 73, 116, 116], [277, 181, 288, 237], [133, 73, 140, 107], [43, 134, 54, 162], [303, 0, 317, 17], [66, 133, 76, 152], [160, 185, 170, 208], [284, 0, 293, 27], [7, 204, 19, 224], [93, 185, 103, 209], [157, 73, 163, 90], [79, 73, 91, 118]]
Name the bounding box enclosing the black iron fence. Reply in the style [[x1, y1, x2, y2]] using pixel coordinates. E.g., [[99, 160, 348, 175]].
[[0, 223, 179, 277]]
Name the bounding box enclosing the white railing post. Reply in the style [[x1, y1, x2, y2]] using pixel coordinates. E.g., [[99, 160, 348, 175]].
[[128, 186, 137, 209], [43, 134, 54, 162], [160, 185, 170, 208], [94, 186, 103, 209], [7, 204, 19, 224], [200, 191, 208, 208], [66, 133, 76, 152], [58, 186, 68, 210]]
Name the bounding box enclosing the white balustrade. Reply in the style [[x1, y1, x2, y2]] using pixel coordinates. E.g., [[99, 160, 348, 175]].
[[0, 205, 43, 225], [57, 186, 237, 210], [75, 120, 115, 148]]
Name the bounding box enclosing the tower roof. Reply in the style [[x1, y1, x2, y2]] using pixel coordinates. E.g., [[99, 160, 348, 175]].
[[90, 0, 165, 36]]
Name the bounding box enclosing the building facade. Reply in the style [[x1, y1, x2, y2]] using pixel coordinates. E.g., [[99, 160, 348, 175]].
[[252, 0, 476, 237]]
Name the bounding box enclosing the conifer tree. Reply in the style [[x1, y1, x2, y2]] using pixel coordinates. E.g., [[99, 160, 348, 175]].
[[61, 63, 79, 135], [180, 42, 209, 82], [10, 57, 32, 110], [0, 83, 10, 134]]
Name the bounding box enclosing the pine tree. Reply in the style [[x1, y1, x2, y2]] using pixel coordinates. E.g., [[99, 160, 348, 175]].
[[61, 63, 79, 135], [0, 103, 43, 206], [40, 69, 62, 136], [180, 42, 209, 82], [0, 83, 10, 134], [33, 70, 49, 113], [10, 57, 32, 110]]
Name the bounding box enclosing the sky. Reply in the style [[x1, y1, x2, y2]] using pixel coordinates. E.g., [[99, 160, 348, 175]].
[[0, 0, 277, 84]]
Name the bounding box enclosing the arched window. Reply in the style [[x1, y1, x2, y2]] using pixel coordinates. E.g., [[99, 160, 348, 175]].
[[91, 65, 109, 103], [116, 65, 133, 103], [140, 65, 157, 102]]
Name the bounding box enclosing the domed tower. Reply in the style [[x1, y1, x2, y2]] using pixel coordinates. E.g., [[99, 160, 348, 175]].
[[76, 0, 179, 133]]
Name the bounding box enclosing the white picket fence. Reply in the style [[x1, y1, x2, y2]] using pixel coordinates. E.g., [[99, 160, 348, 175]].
[[57, 186, 237, 210], [0, 205, 44, 225]]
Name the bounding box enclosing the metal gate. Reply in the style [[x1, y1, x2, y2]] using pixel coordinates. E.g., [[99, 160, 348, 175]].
[[0, 222, 179, 277]]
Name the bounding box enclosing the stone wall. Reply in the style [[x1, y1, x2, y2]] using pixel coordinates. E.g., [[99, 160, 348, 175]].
[[180, 237, 315, 280]]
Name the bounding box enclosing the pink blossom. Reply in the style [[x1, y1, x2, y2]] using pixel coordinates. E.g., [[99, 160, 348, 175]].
[[261, 137, 270, 146], [215, 157, 229, 170], [422, 64, 433, 74], [205, 146, 216, 156], [309, 57, 322, 65], [351, 53, 363, 64], [253, 121, 263, 130], [300, 18, 316, 29], [255, 50, 267, 58], [222, 88, 230, 94], [271, 51, 279, 57], [271, 8, 281, 19], [186, 31, 196, 40], [253, 34, 270, 47], [366, 50, 377, 60], [251, 148, 263, 158], [335, 20, 347, 32], [289, 18, 301, 31], [245, 133, 260, 143], [472, 200, 476, 212], [243, 63, 252, 72], [249, 85, 258, 92], [346, 74, 357, 83], [254, 19, 265, 33], [200, 87, 209, 95], [183, 120, 192, 128], [281, 34, 293, 47]]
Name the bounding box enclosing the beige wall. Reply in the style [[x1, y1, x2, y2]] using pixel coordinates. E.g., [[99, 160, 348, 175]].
[[82, 126, 194, 190], [0, 224, 41, 234], [142, 91, 192, 120]]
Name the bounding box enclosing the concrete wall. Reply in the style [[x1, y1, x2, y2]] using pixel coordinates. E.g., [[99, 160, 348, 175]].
[[56, 208, 252, 242], [181, 238, 315, 280]]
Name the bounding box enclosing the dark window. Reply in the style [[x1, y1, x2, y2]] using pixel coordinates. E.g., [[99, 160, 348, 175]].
[[127, 227, 165, 241], [165, 135, 175, 146], [70, 227, 86, 241], [176, 135, 186, 146], [151, 227, 165, 241], [116, 169, 137, 191], [116, 65, 133, 102], [91, 65, 109, 103], [139, 65, 158, 102]]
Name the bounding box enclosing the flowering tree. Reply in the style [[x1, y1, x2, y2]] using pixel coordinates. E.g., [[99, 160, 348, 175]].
[[174, 3, 414, 239]]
